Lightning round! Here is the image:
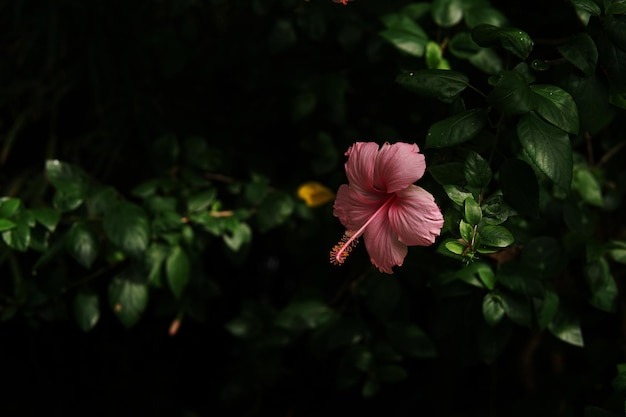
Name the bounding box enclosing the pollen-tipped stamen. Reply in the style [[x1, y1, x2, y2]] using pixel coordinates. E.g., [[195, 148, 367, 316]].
[[329, 194, 397, 266]]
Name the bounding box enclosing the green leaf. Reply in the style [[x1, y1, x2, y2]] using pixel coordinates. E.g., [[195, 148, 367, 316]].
[[145, 242, 169, 285], [607, 240, 626, 264], [517, 113, 573, 191], [0, 198, 20, 218], [464, 7, 507, 28], [459, 219, 474, 243], [449, 32, 481, 58], [573, 166, 603, 207], [471, 24, 534, 59], [499, 158, 539, 217], [73, 290, 100, 332], [548, 309, 584, 347], [565, 74, 614, 136], [488, 70, 533, 115], [0, 218, 16, 232], [361, 378, 380, 398], [187, 189, 217, 213], [531, 85, 579, 134], [275, 299, 335, 332], [606, 0, 626, 15], [380, 13, 429, 57], [558, 33, 598, 76], [102, 201, 150, 258], [429, 162, 465, 185], [2, 219, 30, 251], [87, 186, 119, 217], [45, 159, 88, 195], [482, 292, 506, 326], [464, 197, 482, 225], [464, 151, 492, 188], [223, 221, 252, 251], [469, 48, 503, 74], [65, 223, 99, 269], [479, 225, 514, 247], [502, 292, 533, 327], [569, 0, 601, 16], [482, 194, 516, 225], [396, 70, 468, 103], [32, 208, 61, 232], [443, 184, 473, 206], [586, 258, 617, 312], [425, 41, 450, 69], [256, 191, 294, 233], [535, 288, 559, 329], [386, 322, 437, 358], [425, 109, 487, 148], [166, 245, 190, 299], [431, 0, 463, 27], [109, 271, 149, 329]]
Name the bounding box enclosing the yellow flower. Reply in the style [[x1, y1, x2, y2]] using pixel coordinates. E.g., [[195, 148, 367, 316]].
[[297, 181, 335, 207]]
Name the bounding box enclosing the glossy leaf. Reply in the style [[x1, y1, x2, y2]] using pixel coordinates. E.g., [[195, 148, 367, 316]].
[[166, 245, 190, 299], [535, 288, 559, 329], [2, 219, 30, 251], [558, 33, 598, 76], [0, 198, 20, 218], [108, 271, 149, 329], [517, 113, 573, 191], [443, 184, 473, 206], [32, 208, 61, 232], [573, 166, 603, 207], [464, 197, 482, 226], [431, 0, 463, 27], [102, 201, 150, 258], [569, 0, 601, 16], [499, 158, 539, 216], [45, 159, 88, 196], [585, 258, 617, 312], [0, 218, 16, 232], [65, 223, 99, 269], [73, 290, 100, 332], [471, 24, 533, 59], [396, 70, 468, 103], [380, 13, 429, 57], [187, 189, 217, 213], [429, 162, 465, 185], [459, 220, 474, 243], [488, 70, 533, 115], [425, 109, 487, 148], [464, 151, 492, 188], [425, 41, 450, 69], [548, 309, 584, 347], [479, 225, 514, 247], [531, 85, 579, 134], [464, 7, 507, 28], [483, 292, 506, 326]]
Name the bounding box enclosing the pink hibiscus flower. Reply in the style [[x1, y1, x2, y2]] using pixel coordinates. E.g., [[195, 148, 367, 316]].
[[330, 142, 444, 274]]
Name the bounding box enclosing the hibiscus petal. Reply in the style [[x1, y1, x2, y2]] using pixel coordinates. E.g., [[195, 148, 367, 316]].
[[333, 184, 384, 231], [388, 185, 444, 246], [374, 142, 426, 193], [362, 210, 408, 274], [344, 142, 379, 193]]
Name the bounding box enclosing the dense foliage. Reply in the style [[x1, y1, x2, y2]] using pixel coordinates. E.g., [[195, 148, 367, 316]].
[[1, 0, 626, 415]]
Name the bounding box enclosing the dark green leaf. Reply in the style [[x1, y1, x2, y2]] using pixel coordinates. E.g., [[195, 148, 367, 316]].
[[502, 292, 533, 327], [361, 378, 380, 398], [187, 189, 217, 212], [449, 32, 481, 58], [569, 0, 601, 16], [606, 1, 626, 15], [586, 258, 617, 312], [479, 225, 514, 247], [32, 208, 61, 232], [469, 48, 503, 74], [429, 162, 465, 185], [521, 236, 565, 278], [565, 74, 614, 136], [573, 166, 603, 207], [2, 219, 30, 251], [87, 186, 119, 217], [517, 113, 573, 190], [482, 292, 506, 326], [73, 290, 100, 332], [482, 194, 516, 225], [256, 191, 294, 233], [102, 201, 150, 257], [108, 270, 148, 329], [0, 218, 16, 232], [387, 322, 437, 358], [499, 158, 539, 216], [166, 245, 190, 299], [53, 189, 84, 212], [425, 109, 487, 148], [145, 242, 168, 286], [464, 7, 507, 28], [396, 70, 468, 103], [607, 240, 626, 264], [488, 70, 533, 115], [45, 159, 88, 195], [275, 299, 335, 332], [464, 197, 482, 225], [535, 288, 559, 329], [431, 0, 463, 27], [558, 33, 598, 76], [0, 198, 20, 218], [531, 85, 579, 134], [471, 24, 534, 59], [65, 223, 99, 269], [464, 151, 492, 188], [548, 309, 584, 347], [443, 184, 473, 206], [380, 29, 428, 57]]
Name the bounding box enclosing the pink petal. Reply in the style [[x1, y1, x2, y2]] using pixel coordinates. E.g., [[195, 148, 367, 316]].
[[344, 142, 379, 193], [374, 142, 426, 193], [333, 184, 384, 231], [362, 210, 408, 274], [387, 185, 444, 246]]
